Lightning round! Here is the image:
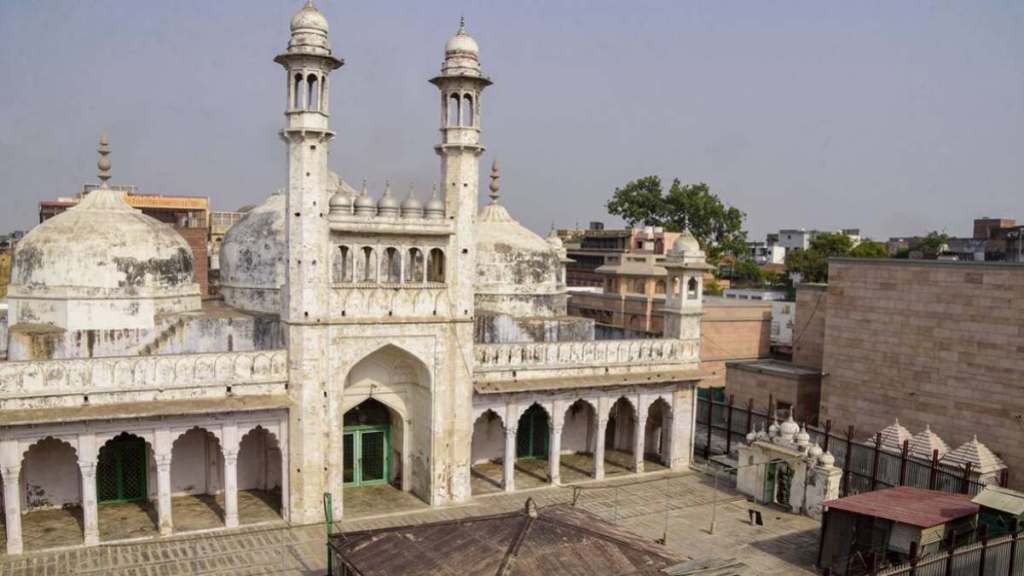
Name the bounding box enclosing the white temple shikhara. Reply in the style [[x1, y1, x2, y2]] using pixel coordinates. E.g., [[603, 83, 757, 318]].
[[0, 2, 708, 554]]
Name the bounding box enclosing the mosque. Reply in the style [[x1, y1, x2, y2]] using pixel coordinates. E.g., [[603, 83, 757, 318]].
[[0, 2, 707, 553]]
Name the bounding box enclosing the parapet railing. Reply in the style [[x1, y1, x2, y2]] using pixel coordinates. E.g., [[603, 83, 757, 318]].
[[0, 349, 288, 402], [473, 338, 698, 372]]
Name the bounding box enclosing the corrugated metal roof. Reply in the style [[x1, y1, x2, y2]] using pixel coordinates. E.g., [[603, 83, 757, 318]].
[[972, 486, 1024, 516], [824, 486, 978, 528]]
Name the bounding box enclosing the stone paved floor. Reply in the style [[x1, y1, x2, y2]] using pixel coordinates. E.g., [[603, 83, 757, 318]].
[[0, 469, 819, 575]]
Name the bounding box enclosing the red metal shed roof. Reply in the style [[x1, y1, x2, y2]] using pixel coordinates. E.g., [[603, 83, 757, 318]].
[[824, 487, 978, 528]]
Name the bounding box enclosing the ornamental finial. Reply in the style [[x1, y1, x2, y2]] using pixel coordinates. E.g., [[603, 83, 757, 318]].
[[97, 134, 111, 187], [489, 158, 500, 204], [458, 14, 465, 34]]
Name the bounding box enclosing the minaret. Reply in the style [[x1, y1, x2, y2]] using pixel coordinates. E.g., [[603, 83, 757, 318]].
[[274, 0, 343, 524], [662, 231, 710, 341], [430, 17, 492, 319]]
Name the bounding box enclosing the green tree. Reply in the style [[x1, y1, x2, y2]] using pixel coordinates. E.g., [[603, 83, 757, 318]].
[[912, 231, 949, 257], [848, 240, 888, 258], [731, 258, 764, 286], [785, 232, 853, 283], [606, 177, 747, 261]]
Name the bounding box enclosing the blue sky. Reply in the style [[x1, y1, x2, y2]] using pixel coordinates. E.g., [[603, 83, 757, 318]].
[[0, 1, 1021, 240]]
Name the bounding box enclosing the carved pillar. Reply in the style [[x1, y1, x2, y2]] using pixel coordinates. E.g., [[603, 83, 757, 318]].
[[549, 425, 563, 485], [634, 414, 647, 474], [224, 449, 239, 528], [156, 455, 173, 536], [79, 460, 100, 545], [503, 425, 517, 492], [2, 465, 23, 555], [594, 418, 607, 480]]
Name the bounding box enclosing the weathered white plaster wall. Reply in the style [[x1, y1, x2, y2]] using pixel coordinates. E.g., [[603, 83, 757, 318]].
[[21, 438, 80, 509], [171, 428, 223, 496], [471, 413, 504, 464]]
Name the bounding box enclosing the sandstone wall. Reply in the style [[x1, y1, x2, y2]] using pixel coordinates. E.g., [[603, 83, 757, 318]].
[[820, 259, 1024, 489]]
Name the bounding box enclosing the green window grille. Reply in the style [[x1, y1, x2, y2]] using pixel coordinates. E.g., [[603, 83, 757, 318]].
[[97, 434, 148, 504]]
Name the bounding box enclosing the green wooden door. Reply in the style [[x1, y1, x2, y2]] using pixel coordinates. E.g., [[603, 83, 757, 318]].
[[97, 434, 148, 504], [516, 405, 549, 459], [343, 425, 390, 486]]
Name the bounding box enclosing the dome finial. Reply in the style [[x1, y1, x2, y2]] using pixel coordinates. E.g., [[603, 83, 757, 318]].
[[97, 134, 111, 187], [458, 14, 466, 34], [489, 158, 500, 204]]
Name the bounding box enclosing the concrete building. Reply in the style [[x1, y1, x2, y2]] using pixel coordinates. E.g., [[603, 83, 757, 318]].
[[0, 5, 706, 555], [818, 259, 1024, 490], [560, 224, 682, 288]]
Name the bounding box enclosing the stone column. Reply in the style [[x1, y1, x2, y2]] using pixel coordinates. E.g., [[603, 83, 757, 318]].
[[594, 418, 607, 480], [79, 460, 100, 546], [633, 414, 647, 474], [224, 449, 239, 528], [156, 455, 173, 536], [548, 424, 563, 485], [503, 425, 517, 492], [2, 465, 23, 555]]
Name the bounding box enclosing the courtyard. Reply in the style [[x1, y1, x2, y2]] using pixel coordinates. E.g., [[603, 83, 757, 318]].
[[0, 467, 820, 575]]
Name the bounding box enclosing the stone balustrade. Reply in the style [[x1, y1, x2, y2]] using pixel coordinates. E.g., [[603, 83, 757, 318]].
[[474, 338, 698, 372], [0, 350, 288, 408]]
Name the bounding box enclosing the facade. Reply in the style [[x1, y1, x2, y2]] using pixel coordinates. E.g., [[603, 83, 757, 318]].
[[560, 224, 681, 288], [0, 5, 706, 555], [819, 259, 1024, 490]]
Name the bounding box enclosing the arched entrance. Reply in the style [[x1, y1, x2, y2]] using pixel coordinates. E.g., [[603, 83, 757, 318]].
[[604, 397, 636, 475], [343, 399, 392, 487], [96, 432, 158, 542], [170, 427, 224, 532], [559, 399, 597, 482], [20, 437, 83, 550], [342, 345, 432, 514], [237, 426, 284, 524], [516, 404, 549, 459], [643, 398, 672, 473], [470, 410, 505, 495]]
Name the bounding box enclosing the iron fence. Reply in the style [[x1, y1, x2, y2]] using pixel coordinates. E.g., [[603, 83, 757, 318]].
[[694, 395, 1007, 499], [864, 529, 1024, 576]]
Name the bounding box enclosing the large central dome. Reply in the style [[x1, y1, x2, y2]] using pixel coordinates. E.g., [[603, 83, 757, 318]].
[[474, 162, 567, 318]]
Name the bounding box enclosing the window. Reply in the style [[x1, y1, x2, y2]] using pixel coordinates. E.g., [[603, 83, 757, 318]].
[[427, 248, 445, 283], [335, 245, 352, 282], [462, 94, 474, 126], [655, 280, 666, 294], [447, 94, 460, 127], [293, 73, 303, 109], [307, 74, 320, 110], [382, 247, 401, 283], [687, 277, 698, 299], [361, 247, 376, 282], [406, 248, 425, 283]]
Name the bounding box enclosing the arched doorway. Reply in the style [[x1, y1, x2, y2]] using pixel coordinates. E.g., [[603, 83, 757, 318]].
[[604, 397, 636, 475], [20, 437, 83, 550], [560, 399, 597, 482], [237, 426, 284, 524], [343, 345, 432, 511], [644, 398, 672, 472], [343, 399, 392, 487], [470, 410, 505, 494], [516, 404, 549, 459], [170, 427, 224, 532], [96, 432, 158, 541]]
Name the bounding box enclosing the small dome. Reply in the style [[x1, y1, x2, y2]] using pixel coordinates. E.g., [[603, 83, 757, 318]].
[[354, 182, 376, 216], [291, 1, 328, 34], [819, 451, 836, 468], [219, 192, 287, 314], [445, 18, 479, 56], [779, 415, 799, 439], [377, 183, 400, 217], [672, 230, 701, 254], [768, 420, 780, 437], [808, 443, 824, 459], [796, 425, 811, 448], [424, 186, 445, 219], [745, 431, 757, 443], [329, 191, 352, 213], [401, 189, 423, 218]]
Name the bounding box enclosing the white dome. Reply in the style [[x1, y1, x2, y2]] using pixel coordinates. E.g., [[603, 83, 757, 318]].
[[672, 230, 701, 254], [445, 18, 479, 56], [290, 1, 328, 34], [7, 187, 200, 330], [219, 192, 287, 314]]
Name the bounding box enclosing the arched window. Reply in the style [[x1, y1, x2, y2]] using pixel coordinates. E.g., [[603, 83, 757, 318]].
[[383, 247, 402, 283], [361, 247, 376, 282], [427, 248, 445, 283], [655, 280, 666, 294], [407, 248, 425, 283], [672, 277, 681, 297], [335, 245, 352, 283], [307, 74, 319, 110], [462, 93, 474, 126], [293, 73, 304, 109], [687, 277, 699, 299], [447, 94, 461, 127]]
